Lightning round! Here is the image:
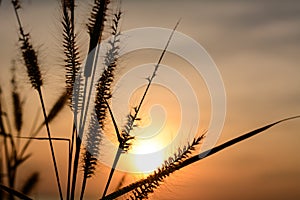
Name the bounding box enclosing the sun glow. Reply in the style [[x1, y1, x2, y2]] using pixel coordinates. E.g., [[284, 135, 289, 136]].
[[131, 139, 165, 174], [122, 84, 182, 175]]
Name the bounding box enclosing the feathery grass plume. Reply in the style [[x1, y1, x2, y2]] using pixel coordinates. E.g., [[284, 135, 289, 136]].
[[76, 0, 111, 134], [12, 0, 43, 90], [102, 135, 204, 200], [87, 0, 110, 52], [19, 33, 43, 90], [60, 2, 79, 196], [128, 135, 204, 200], [20, 172, 39, 195], [63, 0, 74, 11], [102, 19, 179, 199], [102, 116, 300, 200], [10, 61, 23, 136], [98, 8, 135, 198], [95, 9, 121, 130], [12, 1, 63, 199], [70, 0, 111, 198], [61, 0, 81, 106], [80, 111, 102, 200], [81, 12, 122, 195], [82, 150, 97, 178], [83, 113, 103, 169], [80, 150, 97, 200], [120, 111, 137, 151], [71, 69, 84, 113], [11, 87, 22, 133]]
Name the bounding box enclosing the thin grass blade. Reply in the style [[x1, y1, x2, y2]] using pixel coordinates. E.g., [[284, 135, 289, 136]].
[[102, 116, 300, 200]]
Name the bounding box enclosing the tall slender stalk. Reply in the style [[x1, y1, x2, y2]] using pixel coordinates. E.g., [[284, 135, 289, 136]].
[[81, 8, 122, 198], [79, 112, 101, 200], [102, 116, 300, 200], [3, 1, 298, 200], [11, 1, 63, 199], [70, 1, 110, 199], [61, 0, 82, 198], [36, 88, 64, 200], [19, 91, 68, 159], [121, 19, 180, 144], [67, 124, 76, 200], [101, 20, 180, 198]]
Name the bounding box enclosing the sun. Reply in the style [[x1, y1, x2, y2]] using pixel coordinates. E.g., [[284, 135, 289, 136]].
[[131, 139, 165, 174]]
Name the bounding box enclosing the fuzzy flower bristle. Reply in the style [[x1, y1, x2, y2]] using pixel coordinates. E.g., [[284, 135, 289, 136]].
[[12, 0, 43, 90], [12, 92, 22, 133], [12, 0, 21, 9], [61, 0, 81, 106], [11, 63, 23, 133], [128, 135, 205, 200], [80, 111, 102, 199], [121, 110, 137, 152], [95, 9, 121, 130], [83, 112, 102, 169], [81, 112, 102, 179], [111, 9, 134, 148], [62, 0, 74, 11], [12, 1, 63, 198], [70, 2, 111, 198], [82, 150, 97, 178], [87, 0, 110, 52], [20, 34, 43, 90], [102, 135, 205, 200]]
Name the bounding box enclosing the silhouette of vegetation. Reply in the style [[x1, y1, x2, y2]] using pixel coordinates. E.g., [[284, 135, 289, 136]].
[[0, 0, 299, 200]]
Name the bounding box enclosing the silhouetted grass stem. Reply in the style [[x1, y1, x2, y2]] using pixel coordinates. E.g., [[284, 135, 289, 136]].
[[102, 116, 300, 200]]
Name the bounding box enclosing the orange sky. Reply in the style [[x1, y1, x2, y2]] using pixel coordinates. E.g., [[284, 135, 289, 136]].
[[0, 0, 300, 199]]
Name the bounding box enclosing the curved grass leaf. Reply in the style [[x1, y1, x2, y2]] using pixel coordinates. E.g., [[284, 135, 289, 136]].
[[102, 116, 300, 200]]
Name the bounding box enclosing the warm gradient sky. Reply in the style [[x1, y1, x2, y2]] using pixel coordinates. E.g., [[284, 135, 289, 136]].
[[1, 0, 300, 199]]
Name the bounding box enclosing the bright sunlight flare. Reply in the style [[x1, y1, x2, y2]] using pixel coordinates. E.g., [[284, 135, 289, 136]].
[[132, 139, 165, 174]]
